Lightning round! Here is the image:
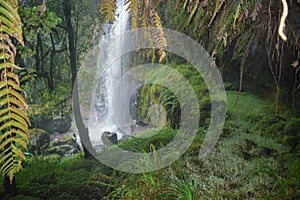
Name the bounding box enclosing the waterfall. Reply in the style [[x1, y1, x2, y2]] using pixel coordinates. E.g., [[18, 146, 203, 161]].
[[86, 0, 131, 146]]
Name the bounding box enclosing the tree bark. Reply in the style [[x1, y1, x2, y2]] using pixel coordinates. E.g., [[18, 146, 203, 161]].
[[35, 33, 40, 72], [3, 175, 16, 197], [49, 33, 55, 91], [63, 0, 92, 158]]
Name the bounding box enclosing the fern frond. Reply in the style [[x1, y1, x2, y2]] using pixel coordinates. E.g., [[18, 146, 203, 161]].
[[188, 0, 200, 24], [232, 2, 241, 29], [150, 9, 167, 63], [0, 0, 29, 183], [233, 28, 255, 60], [100, 0, 117, 23], [208, 0, 225, 27], [125, 0, 138, 30], [169, 1, 189, 32], [0, 1, 23, 45]]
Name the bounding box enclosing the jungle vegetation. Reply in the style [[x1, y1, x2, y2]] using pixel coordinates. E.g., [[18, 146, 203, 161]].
[[0, 0, 300, 199]]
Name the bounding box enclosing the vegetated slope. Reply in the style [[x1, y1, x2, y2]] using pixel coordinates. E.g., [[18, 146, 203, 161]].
[[1, 91, 299, 199]]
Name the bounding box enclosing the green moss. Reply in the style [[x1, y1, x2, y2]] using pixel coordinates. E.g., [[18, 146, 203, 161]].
[[226, 91, 271, 121], [283, 118, 300, 135], [1, 154, 111, 200], [119, 127, 176, 152]]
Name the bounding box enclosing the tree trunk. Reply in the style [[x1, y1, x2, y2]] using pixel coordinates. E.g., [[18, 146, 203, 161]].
[[49, 33, 55, 91], [63, 0, 92, 158], [3, 175, 16, 197], [35, 33, 40, 72]]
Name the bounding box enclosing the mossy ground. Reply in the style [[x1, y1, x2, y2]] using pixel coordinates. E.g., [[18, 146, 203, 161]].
[[1, 91, 299, 199]]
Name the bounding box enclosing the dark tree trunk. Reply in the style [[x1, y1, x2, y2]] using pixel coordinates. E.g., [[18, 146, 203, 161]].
[[63, 0, 92, 158], [39, 33, 44, 73], [3, 142, 17, 197], [3, 176, 17, 196], [63, 0, 76, 86], [49, 33, 55, 91], [35, 33, 40, 72], [3, 175, 16, 197]]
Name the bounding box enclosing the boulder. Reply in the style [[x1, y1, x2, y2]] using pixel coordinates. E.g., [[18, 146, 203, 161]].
[[28, 129, 50, 154], [45, 135, 80, 156], [46, 144, 78, 157], [101, 131, 118, 146], [35, 115, 72, 134]]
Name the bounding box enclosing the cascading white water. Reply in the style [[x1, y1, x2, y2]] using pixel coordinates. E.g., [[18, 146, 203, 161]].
[[86, 0, 131, 145]]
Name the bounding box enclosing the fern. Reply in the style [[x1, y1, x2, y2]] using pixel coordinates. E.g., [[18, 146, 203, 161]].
[[187, 0, 200, 25], [100, 0, 117, 23], [99, 0, 167, 63], [232, 2, 241, 29], [125, 0, 138, 30], [0, 0, 30, 183], [150, 8, 167, 63], [208, 0, 225, 27]]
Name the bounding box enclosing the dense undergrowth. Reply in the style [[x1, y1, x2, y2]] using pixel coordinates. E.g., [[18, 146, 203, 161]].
[[1, 86, 299, 199]]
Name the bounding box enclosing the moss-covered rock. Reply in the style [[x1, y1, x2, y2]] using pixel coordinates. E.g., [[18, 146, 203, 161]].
[[28, 128, 51, 154]]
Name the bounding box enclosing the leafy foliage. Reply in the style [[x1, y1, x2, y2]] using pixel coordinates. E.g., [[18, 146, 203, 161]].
[[125, 0, 138, 30], [100, 0, 117, 23], [1, 154, 110, 200], [136, 64, 209, 129], [0, 0, 30, 182], [0, 91, 299, 199], [100, 0, 167, 63], [160, 171, 202, 200]]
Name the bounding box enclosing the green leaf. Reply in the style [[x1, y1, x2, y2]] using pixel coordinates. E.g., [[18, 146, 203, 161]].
[[0, 150, 12, 164], [0, 2, 23, 44], [0, 120, 28, 137], [12, 146, 25, 159], [7, 79, 22, 91], [0, 88, 27, 105], [1, 158, 13, 173], [0, 137, 13, 150], [0, 52, 11, 61], [0, 97, 27, 109], [10, 107, 30, 123], [0, 130, 11, 141], [14, 138, 28, 150]]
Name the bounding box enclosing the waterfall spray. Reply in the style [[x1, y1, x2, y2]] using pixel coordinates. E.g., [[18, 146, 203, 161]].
[[87, 0, 131, 144]]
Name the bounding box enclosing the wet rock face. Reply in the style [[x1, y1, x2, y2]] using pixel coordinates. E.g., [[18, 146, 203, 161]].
[[220, 1, 300, 107], [222, 36, 300, 107], [34, 116, 72, 134], [101, 131, 118, 146]]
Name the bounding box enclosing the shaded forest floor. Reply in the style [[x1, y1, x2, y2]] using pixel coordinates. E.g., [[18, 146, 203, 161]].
[[1, 91, 300, 199]]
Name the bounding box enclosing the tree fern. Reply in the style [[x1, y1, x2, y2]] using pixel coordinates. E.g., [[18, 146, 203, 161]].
[[0, 0, 30, 183]]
